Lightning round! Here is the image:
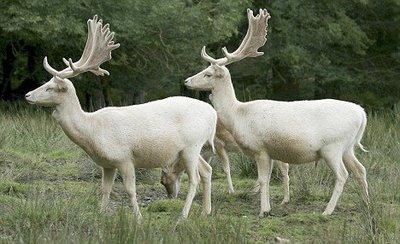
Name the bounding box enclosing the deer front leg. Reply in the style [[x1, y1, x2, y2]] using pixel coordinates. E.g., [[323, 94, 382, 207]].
[[181, 149, 200, 219], [100, 167, 117, 212], [255, 153, 273, 217], [119, 162, 142, 220]]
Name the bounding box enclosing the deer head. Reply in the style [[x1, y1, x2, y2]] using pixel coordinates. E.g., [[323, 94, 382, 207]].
[[160, 168, 181, 198], [185, 9, 270, 91], [25, 15, 120, 106]]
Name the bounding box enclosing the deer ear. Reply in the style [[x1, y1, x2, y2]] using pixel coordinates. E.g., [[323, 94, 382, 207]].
[[54, 76, 68, 92], [211, 64, 224, 78]]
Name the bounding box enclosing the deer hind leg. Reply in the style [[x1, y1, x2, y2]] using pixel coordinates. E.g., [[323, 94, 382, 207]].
[[321, 146, 349, 215], [119, 162, 142, 220], [343, 149, 369, 203], [198, 155, 212, 216], [255, 153, 273, 217], [100, 167, 117, 212], [276, 161, 290, 204], [216, 144, 234, 194], [180, 148, 201, 219]]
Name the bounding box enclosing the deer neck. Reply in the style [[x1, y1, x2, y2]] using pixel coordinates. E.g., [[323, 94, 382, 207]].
[[52, 92, 92, 149], [211, 76, 240, 129]]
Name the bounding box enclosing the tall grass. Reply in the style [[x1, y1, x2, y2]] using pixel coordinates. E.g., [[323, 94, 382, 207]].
[[0, 103, 399, 243], [1, 194, 249, 243], [238, 111, 400, 242]]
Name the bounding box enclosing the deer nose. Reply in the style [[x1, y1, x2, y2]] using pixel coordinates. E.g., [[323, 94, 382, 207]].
[[25, 92, 32, 100], [184, 78, 191, 84]]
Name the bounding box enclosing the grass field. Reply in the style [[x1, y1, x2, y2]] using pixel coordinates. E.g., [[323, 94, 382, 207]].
[[0, 103, 399, 243]]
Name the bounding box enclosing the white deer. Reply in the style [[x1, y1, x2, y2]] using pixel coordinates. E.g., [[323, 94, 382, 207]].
[[25, 15, 217, 219], [161, 117, 291, 205], [184, 9, 369, 216]]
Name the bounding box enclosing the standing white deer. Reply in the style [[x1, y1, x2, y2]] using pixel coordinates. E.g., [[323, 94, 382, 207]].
[[25, 15, 217, 219], [184, 8, 369, 216]]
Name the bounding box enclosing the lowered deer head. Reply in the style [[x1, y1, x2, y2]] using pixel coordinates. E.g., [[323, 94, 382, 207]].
[[160, 168, 182, 198], [25, 15, 120, 106], [185, 9, 270, 91]]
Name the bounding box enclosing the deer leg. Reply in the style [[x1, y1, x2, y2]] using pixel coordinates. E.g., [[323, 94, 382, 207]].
[[255, 153, 273, 217], [216, 144, 234, 194], [277, 161, 290, 204], [119, 162, 142, 220], [343, 149, 369, 204], [181, 149, 200, 219], [199, 156, 212, 216], [321, 146, 349, 215], [100, 167, 117, 212]]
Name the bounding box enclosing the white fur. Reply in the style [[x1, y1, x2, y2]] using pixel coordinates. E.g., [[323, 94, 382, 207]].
[[25, 14, 217, 220], [26, 78, 217, 219], [185, 8, 369, 216], [185, 64, 369, 216], [197, 119, 291, 204], [161, 117, 291, 204]]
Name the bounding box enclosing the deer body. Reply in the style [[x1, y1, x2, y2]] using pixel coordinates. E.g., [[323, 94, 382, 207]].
[[212, 85, 365, 164], [185, 8, 369, 216], [162, 116, 291, 204], [198, 119, 291, 202], [26, 15, 217, 220], [54, 93, 215, 169]]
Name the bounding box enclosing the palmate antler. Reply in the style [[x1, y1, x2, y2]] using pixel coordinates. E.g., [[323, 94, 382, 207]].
[[43, 15, 120, 79], [201, 9, 271, 66]]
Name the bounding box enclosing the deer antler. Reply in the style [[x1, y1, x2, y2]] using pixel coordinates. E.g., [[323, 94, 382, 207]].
[[43, 15, 120, 79], [201, 9, 270, 66]]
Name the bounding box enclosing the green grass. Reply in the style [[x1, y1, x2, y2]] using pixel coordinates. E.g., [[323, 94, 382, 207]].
[[0, 103, 399, 243]]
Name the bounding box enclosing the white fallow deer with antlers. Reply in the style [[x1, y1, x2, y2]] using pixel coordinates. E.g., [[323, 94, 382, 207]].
[[25, 15, 217, 220], [184, 8, 369, 216]]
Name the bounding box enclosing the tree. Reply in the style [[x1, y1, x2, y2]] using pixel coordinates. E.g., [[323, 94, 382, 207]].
[[0, 0, 399, 109], [223, 0, 399, 109], [0, 0, 248, 107]]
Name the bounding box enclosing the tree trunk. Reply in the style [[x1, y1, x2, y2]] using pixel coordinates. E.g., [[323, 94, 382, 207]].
[[101, 79, 112, 106], [15, 45, 39, 98], [0, 43, 16, 100], [92, 88, 106, 109], [134, 89, 146, 104], [84, 90, 91, 111]]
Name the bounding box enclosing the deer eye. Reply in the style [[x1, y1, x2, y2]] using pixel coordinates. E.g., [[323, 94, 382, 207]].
[[45, 87, 53, 92], [204, 73, 212, 78]]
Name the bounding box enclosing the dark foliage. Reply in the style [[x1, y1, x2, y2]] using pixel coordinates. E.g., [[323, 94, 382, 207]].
[[0, 0, 399, 110]]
